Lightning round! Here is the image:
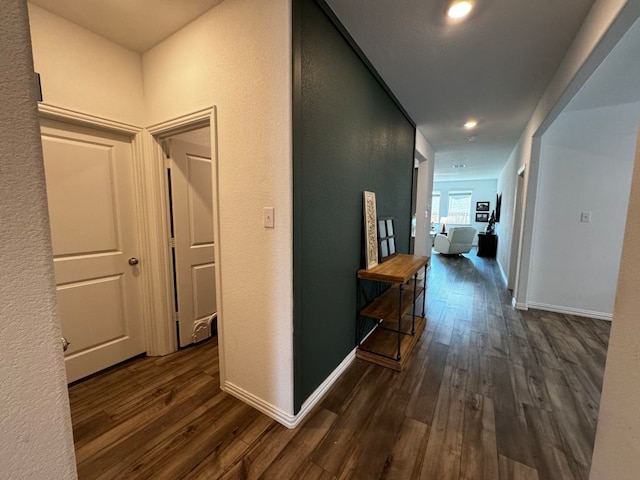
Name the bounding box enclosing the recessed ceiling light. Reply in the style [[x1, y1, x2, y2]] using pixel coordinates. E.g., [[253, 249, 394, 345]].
[[463, 120, 478, 129], [453, 164, 466, 169], [447, 1, 474, 19]]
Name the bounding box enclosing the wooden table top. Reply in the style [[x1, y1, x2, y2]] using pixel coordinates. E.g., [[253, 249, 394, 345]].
[[357, 254, 429, 283]]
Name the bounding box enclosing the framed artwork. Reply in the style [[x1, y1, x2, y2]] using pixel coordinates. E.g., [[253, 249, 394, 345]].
[[377, 216, 397, 263], [476, 212, 489, 222], [495, 193, 502, 222], [363, 191, 378, 269], [476, 201, 490, 212]]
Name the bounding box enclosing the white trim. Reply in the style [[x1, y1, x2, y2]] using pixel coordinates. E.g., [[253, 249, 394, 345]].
[[498, 260, 508, 287], [517, 164, 526, 176], [147, 107, 213, 136], [38, 103, 141, 135], [527, 302, 612, 321], [135, 131, 176, 356], [36, 104, 175, 357], [144, 107, 226, 379], [513, 298, 528, 310], [224, 349, 356, 429]]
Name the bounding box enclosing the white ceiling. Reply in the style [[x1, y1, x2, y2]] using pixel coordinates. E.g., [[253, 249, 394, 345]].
[[563, 17, 640, 114], [29, 0, 601, 182], [29, 0, 224, 53], [324, 0, 596, 180]]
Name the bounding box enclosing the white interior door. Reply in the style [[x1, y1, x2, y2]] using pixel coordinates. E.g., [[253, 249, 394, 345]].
[[169, 138, 217, 347], [41, 119, 145, 383]]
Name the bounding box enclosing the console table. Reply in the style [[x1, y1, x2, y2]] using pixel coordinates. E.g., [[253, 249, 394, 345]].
[[477, 233, 498, 258], [356, 254, 429, 371]]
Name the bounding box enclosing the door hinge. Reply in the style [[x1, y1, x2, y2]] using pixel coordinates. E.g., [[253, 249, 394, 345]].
[[175, 312, 180, 321], [170, 237, 176, 248]]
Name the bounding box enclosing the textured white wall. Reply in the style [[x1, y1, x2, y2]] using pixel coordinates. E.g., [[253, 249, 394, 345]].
[[432, 178, 498, 245], [143, 0, 294, 415], [496, 152, 518, 287], [414, 130, 435, 257], [28, 3, 145, 125], [0, 1, 77, 478], [496, 0, 633, 306], [590, 131, 640, 479], [529, 102, 638, 318]]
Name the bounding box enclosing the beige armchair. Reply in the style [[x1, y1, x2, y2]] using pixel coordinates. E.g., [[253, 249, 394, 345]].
[[433, 226, 477, 255]]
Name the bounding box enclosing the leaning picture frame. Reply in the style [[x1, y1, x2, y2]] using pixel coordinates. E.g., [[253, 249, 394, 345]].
[[363, 191, 378, 269], [377, 216, 397, 263]]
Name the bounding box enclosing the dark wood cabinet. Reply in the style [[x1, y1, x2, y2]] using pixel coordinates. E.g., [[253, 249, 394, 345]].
[[477, 233, 498, 258]]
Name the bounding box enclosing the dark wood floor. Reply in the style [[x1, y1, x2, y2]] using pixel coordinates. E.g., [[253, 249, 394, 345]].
[[69, 251, 610, 479]]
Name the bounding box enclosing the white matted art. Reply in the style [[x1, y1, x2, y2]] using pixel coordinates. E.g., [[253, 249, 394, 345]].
[[363, 191, 378, 269]]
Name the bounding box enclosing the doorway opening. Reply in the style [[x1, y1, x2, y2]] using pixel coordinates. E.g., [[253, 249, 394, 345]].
[[158, 125, 219, 348], [508, 164, 525, 292]]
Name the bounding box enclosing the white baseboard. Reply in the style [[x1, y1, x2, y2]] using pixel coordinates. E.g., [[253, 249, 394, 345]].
[[498, 261, 508, 287], [291, 349, 356, 428], [526, 302, 612, 321], [223, 348, 356, 429], [223, 381, 296, 427], [512, 297, 528, 310]]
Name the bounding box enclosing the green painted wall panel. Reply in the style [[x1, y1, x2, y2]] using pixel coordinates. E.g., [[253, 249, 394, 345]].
[[293, 0, 416, 412]]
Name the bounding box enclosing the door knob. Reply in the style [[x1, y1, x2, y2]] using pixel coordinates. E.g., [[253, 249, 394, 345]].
[[128, 257, 139, 266], [61, 337, 70, 352]]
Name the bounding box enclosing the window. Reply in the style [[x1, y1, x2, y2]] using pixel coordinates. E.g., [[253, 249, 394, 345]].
[[447, 191, 472, 224], [431, 192, 440, 224]]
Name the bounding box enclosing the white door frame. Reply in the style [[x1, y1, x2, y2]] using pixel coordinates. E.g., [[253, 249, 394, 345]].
[[38, 104, 224, 379], [146, 107, 225, 380]]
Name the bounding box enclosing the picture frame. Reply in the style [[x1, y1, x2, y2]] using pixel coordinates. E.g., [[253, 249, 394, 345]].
[[476, 201, 490, 212], [363, 191, 378, 269], [377, 216, 397, 263], [495, 193, 502, 222], [476, 212, 489, 222]]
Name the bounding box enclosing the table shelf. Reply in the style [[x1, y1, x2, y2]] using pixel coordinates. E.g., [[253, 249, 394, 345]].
[[356, 254, 429, 371], [360, 284, 424, 323]]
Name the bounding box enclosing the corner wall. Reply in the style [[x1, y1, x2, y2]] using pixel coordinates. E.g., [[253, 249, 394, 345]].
[[28, 3, 145, 126], [0, 1, 77, 478], [143, 0, 294, 416], [414, 131, 436, 258], [495, 0, 636, 306], [528, 102, 638, 319], [292, 0, 416, 412], [590, 130, 640, 479]]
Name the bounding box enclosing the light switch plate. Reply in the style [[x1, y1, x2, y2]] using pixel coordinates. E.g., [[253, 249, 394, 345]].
[[264, 207, 274, 228], [581, 211, 591, 223]]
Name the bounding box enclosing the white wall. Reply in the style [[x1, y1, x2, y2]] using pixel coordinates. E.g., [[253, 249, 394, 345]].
[[496, 0, 635, 306], [496, 153, 518, 286], [28, 3, 145, 126], [590, 131, 640, 479], [414, 130, 435, 257], [528, 102, 638, 318], [143, 0, 294, 416], [0, 1, 77, 478], [432, 178, 498, 244]]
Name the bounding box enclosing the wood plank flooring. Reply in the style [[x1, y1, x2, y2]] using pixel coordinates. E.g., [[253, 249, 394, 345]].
[[69, 251, 610, 479]]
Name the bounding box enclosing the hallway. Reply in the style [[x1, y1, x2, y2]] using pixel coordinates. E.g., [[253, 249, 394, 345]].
[[69, 251, 609, 479]]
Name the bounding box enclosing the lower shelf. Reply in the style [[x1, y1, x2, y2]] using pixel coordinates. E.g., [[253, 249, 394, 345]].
[[356, 315, 426, 372]]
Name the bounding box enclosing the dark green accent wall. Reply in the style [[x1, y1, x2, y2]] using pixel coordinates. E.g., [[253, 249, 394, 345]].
[[293, 0, 416, 413]]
